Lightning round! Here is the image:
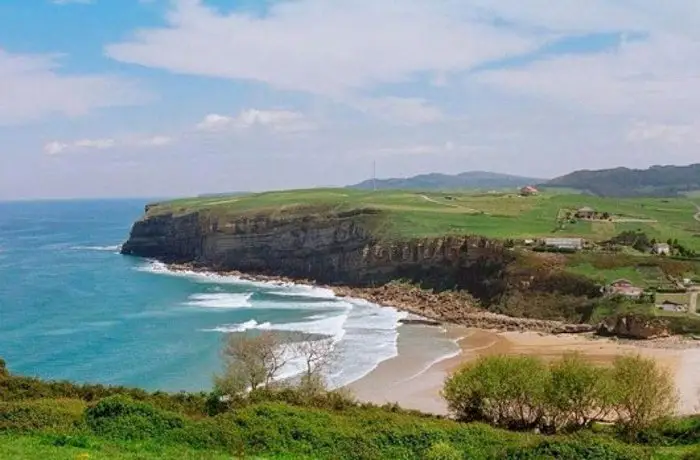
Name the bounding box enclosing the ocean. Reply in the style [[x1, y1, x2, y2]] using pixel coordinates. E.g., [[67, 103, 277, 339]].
[[0, 199, 419, 392]]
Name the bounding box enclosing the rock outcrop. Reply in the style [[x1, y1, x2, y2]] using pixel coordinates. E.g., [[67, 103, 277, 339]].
[[596, 315, 671, 340], [121, 207, 511, 300]]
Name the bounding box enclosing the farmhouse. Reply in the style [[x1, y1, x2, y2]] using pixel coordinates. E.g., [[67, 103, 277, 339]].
[[657, 300, 688, 313], [653, 243, 671, 255], [575, 207, 596, 219], [543, 237, 584, 251], [606, 279, 644, 298], [519, 185, 539, 196]]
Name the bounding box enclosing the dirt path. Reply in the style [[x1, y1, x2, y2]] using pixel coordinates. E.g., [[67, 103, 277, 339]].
[[419, 194, 481, 213], [690, 291, 699, 315], [420, 194, 459, 208]]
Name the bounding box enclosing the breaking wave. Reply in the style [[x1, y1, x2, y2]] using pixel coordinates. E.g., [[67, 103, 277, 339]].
[[136, 260, 407, 388]]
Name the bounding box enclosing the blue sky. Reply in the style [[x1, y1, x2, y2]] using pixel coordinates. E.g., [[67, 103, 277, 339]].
[[1, 0, 698, 199]]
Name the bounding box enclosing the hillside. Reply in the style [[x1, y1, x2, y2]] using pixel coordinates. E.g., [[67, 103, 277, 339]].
[[135, 188, 700, 250], [545, 164, 700, 197], [349, 171, 542, 191], [1, 359, 696, 459], [121, 188, 700, 335]]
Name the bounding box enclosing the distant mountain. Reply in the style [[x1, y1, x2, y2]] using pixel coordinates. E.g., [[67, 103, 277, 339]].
[[349, 171, 542, 191], [544, 164, 700, 197]]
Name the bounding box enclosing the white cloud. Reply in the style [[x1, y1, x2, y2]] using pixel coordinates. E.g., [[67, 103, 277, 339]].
[[74, 138, 116, 149], [0, 50, 147, 125], [477, 35, 700, 119], [105, 0, 538, 96], [43, 141, 69, 155], [137, 135, 173, 147], [195, 114, 233, 132], [353, 97, 444, 125], [195, 109, 315, 133], [627, 121, 699, 145], [366, 141, 459, 156], [44, 134, 172, 155], [51, 0, 93, 4]]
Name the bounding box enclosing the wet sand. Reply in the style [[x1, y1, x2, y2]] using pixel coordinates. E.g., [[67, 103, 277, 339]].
[[349, 326, 700, 416]]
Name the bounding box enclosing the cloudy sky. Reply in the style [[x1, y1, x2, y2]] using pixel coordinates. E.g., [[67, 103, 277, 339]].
[[1, 0, 699, 199]]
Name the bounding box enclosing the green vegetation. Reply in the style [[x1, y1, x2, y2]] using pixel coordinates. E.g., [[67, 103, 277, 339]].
[[149, 188, 700, 250], [349, 171, 542, 191], [546, 163, 700, 197], [0, 357, 696, 459], [443, 354, 677, 436]]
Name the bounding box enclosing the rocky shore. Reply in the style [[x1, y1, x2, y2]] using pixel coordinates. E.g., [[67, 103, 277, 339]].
[[161, 263, 699, 347]]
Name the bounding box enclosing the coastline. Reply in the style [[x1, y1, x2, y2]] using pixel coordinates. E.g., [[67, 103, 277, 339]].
[[161, 262, 700, 414], [350, 325, 700, 416]]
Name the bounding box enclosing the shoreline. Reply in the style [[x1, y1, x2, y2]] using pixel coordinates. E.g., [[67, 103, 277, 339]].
[[350, 325, 700, 416], [155, 262, 700, 415], [163, 262, 700, 349]]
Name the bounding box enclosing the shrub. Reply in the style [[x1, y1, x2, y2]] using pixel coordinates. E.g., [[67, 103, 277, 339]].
[[546, 353, 616, 432], [504, 435, 647, 460], [444, 354, 678, 437], [443, 355, 549, 429], [0, 399, 84, 432], [425, 441, 462, 460], [85, 395, 185, 441], [611, 355, 678, 436], [635, 416, 700, 446]]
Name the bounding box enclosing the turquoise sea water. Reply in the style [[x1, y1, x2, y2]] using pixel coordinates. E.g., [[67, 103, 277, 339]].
[[0, 199, 409, 391]]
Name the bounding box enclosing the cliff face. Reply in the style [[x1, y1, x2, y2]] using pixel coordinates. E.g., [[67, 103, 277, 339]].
[[121, 208, 511, 296]]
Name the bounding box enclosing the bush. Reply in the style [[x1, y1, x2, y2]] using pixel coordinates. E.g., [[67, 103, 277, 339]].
[[0, 399, 85, 432], [0, 373, 208, 416], [425, 441, 462, 460], [504, 435, 647, 460], [611, 355, 678, 437], [85, 395, 185, 441], [546, 353, 616, 432], [443, 355, 549, 429], [635, 416, 700, 446], [443, 354, 677, 437]]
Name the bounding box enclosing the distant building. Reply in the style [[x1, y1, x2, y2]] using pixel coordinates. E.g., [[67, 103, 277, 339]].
[[653, 243, 671, 255], [519, 186, 539, 196], [606, 279, 644, 298], [543, 237, 584, 251], [657, 300, 687, 313], [576, 207, 596, 219]]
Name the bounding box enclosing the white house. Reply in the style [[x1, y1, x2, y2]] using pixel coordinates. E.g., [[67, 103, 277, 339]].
[[653, 243, 671, 255]]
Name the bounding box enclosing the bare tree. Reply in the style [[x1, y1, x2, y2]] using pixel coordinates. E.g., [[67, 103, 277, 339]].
[[217, 331, 289, 394], [292, 334, 334, 379]]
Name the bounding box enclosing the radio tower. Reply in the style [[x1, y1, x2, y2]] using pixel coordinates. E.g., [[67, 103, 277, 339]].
[[372, 160, 377, 191]]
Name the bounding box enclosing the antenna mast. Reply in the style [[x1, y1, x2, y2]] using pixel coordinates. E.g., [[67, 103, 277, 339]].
[[372, 160, 376, 191]]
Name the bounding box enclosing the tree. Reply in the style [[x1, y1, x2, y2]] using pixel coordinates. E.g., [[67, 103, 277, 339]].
[[290, 334, 335, 396], [443, 355, 549, 429], [546, 353, 615, 432], [610, 355, 678, 436], [216, 332, 288, 395], [0, 358, 7, 379]]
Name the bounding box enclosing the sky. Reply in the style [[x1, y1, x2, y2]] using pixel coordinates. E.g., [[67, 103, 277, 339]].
[[1, 1, 700, 199]]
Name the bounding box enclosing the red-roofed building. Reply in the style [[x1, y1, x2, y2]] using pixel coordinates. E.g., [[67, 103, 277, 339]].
[[519, 186, 539, 196]]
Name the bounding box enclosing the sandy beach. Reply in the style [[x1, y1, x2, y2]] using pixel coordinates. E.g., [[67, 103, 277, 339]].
[[349, 325, 700, 416]]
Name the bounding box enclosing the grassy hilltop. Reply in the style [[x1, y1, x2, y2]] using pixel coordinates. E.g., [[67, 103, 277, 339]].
[[151, 188, 700, 250]]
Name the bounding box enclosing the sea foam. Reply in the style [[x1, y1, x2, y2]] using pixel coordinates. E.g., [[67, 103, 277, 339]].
[[186, 293, 253, 309], [136, 260, 407, 388]]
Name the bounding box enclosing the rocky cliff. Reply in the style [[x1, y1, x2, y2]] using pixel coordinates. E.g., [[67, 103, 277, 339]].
[[122, 204, 675, 340], [121, 206, 511, 299]]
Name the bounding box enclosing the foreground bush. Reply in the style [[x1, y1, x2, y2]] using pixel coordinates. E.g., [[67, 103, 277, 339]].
[[444, 353, 677, 435], [443, 355, 548, 430], [612, 355, 678, 436]]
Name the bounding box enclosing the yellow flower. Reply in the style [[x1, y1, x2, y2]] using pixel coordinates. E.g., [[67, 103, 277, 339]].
[[76, 454, 90, 460]]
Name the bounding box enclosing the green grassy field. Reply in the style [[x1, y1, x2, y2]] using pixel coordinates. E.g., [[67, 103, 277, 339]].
[[150, 189, 700, 249]]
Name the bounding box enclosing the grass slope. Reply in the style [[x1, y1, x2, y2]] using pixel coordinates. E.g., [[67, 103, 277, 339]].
[[150, 189, 700, 250]]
